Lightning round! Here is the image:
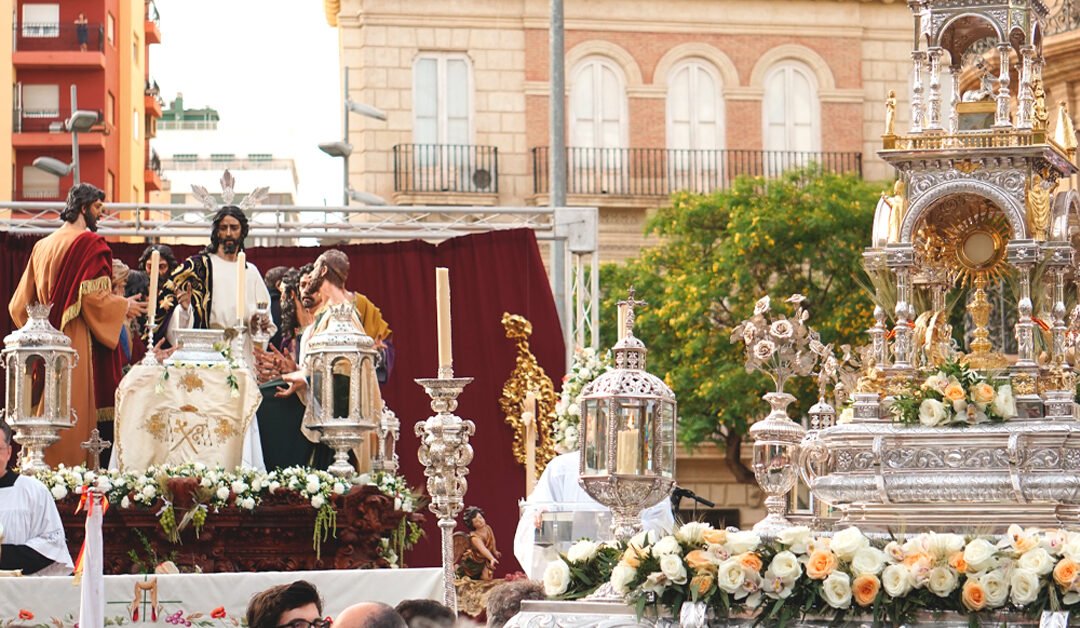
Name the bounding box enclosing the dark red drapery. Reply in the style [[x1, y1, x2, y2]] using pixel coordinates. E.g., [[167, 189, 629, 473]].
[[0, 228, 565, 572]]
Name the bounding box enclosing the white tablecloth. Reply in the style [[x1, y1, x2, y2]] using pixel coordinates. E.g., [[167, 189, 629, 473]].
[[0, 568, 442, 626]]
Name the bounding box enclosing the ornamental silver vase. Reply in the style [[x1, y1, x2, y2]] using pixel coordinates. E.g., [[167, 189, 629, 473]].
[[749, 391, 804, 536]]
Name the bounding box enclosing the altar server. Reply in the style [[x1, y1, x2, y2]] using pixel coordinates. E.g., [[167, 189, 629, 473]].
[[0, 422, 74, 575]]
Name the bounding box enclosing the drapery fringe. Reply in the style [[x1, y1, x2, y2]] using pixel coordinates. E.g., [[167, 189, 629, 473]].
[[96, 407, 114, 422], [60, 275, 112, 331]]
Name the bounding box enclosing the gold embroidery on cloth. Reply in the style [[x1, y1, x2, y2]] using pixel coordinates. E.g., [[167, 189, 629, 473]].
[[178, 370, 205, 393], [60, 275, 112, 331]]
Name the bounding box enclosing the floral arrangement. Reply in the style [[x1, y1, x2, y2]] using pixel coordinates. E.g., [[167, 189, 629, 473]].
[[730, 295, 820, 393], [544, 521, 1080, 626], [552, 347, 613, 453], [37, 464, 423, 566], [890, 360, 1016, 427]]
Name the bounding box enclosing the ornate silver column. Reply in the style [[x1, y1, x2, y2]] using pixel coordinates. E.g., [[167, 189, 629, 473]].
[[926, 48, 943, 131], [910, 51, 927, 133], [948, 64, 961, 134], [994, 43, 1012, 128], [886, 245, 916, 374], [1008, 240, 1040, 371], [1018, 46, 1035, 130], [414, 374, 475, 612], [1045, 243, 1074, 364]]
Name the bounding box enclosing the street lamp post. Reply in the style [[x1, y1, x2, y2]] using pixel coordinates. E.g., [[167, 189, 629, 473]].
[[32, 85, 98, 186], [319, 66, 387, 206]]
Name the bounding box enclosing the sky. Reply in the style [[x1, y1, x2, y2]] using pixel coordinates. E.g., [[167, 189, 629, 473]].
[[151, 0, 342, 205]]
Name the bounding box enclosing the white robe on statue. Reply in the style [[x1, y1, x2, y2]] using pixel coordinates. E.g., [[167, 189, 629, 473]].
[[513, 451, 675, 579], [0, 474, 74, 576]]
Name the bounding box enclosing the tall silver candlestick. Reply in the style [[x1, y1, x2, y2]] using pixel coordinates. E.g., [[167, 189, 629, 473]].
[[414, 373, 475, 613]]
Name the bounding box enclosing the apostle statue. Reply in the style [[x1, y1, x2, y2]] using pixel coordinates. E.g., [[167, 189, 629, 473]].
[[8, 184, 146, 467]]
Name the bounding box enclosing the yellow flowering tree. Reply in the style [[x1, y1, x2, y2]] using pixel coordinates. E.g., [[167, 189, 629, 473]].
[[601, 167, 884, 471]]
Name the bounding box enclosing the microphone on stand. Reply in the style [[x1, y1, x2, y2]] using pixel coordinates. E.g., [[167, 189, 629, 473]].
[[670, 485, 715, 509]]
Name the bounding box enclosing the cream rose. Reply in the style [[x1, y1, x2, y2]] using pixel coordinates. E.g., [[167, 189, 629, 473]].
[[675, 522, 710, 546], [851, 547, 887, 577], [659, 553, 688, 585], [963, 538, 997, 572], [610, 562, 637, 594], [822, 571, 853, 609], [767, 550, 802, 583], [993, 385, 1017, 419], [777, 526, 812, 554], [980, 569, 1009, 608], [971, 382, 995, 404], [830, 526, 869, 561], [567, 540, 599, 564], [652, 535, 681, 557], [927, 566, 959, 597], [1010, 567, 1040, 606], [725, 530, 761, 554], [716, 558, 746, 594], [543, 560, 571, 596], [882, 564, 912, 598], [918, 398, 949, 427], [1018, 547, 1055, 576], [943, 381, 966, 402]]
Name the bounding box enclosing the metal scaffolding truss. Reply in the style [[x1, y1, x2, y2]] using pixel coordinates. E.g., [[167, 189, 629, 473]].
[[0, 202, 599, 364]]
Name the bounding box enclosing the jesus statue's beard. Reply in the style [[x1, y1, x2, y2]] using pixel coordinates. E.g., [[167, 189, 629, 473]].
[[220, 239, 239, 255], [83, 207, 98, 232]]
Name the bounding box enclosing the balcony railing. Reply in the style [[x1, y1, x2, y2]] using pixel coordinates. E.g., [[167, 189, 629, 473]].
[[13, 108, 102, 133], [393, 144, 499, 194], [531, 147, 863, 196], [13, 23, 104, 52], [13, 188, 64, 202]]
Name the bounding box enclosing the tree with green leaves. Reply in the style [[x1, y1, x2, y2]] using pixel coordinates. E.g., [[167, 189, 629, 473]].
[[600, 167, 885, 480]]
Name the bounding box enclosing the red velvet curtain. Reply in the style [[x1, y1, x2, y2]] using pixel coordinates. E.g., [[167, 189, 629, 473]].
[[0, 228, 565, 572]]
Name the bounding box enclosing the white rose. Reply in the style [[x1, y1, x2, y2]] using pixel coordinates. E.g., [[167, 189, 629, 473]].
[[269, 481, 281, 493], [216, 486, 229, 501], [851, 547, 887, 576], [567, 403, 579, 417], [980, 569, 1009, 608], [659, 553, 688, 585], [311, 494, 326, 509], [241, 497, 256, 510], [1010, 567, 1040, 606], [963, 538, 997, 572], [725, 531, 761, 554], [652, 535, 681, 557], [332, 482, 346, 495], [882, 564, 912, 598], [567, 540, 599, 564], [305, 481, 321, 494], [630, 530, 656, 549], [767, 551, 801, 583], [675, 522, 710, 546], [96, 477, 112, 492], [1018, 547, 1054, 575], [610, 562, 637, 594], [777, 526, 812, 554], [50, 484, 68, 500], [120, 495, 131, 509], [230, 481, 246, 494], [830, 526, 869, 561], [141, 485, 156, 498], [993, 385, 1017, 419], [716, 559, 746, 593], [543, 560, 571, 596], [200, 478, 212, 488], [838, 407, 854, 424], [306, 473, 320, 484], [822, 571, 852, 609], [918, 398, 948, 427], [251, 479, 263, 492], [927, 566, 958, 597]]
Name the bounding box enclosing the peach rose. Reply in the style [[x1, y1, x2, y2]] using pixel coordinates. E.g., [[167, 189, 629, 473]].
[[702, 529, 727, 545], [1054, 558, 1080, 588], [971, 383, 995, 404], [622, 546, 643, 569], [686, 549, 715, 573], [962, 578, 987, 611], [738, 552, 763, 573], [852, 574, 880, 607], [1015, 536, 1038, 553], [806, 549, 839, 580], [944, 382, 966, 402], [903, 551, 932, 568], [948, 551, 967, 574], [690, 573, 714, 598]]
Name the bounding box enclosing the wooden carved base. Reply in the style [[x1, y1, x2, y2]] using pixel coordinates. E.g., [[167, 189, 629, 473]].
[[59, 485, 425, 574]]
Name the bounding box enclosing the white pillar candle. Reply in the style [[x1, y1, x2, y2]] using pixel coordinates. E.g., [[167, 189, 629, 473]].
[[236, 251, 246, 324], [524, 390, 537, 495], [435, 267, 452, 375], [146, 249, 160, 335], [616, 429, 640, 474]]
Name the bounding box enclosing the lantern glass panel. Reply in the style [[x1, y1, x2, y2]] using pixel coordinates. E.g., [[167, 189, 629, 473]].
[[615, 399, 647, 475], [330, 356, 355, 418], [6, 356, 15, 413], [659, 401, 676, 478], [583, 398, 608, 474], [54, 356, 70, 423], [22, 355, 44, 418]]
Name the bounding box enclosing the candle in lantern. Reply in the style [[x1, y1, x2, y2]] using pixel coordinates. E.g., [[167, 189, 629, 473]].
[[616, 428, 640, 474], [236, 251, 246, 324], [146, 249, 160, 337], [435, 267, 452, 375], [524, 390, 537, 494]]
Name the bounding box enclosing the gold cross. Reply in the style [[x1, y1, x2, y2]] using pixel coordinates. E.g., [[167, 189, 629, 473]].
[[81, 428, 111, 472]]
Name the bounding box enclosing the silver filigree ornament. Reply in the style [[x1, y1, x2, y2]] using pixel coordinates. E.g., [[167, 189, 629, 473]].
[[190, 169, 270, 212]]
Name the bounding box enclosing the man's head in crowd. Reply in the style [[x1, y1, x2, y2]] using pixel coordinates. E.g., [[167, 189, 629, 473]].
[[0, 421, 12, 479], [485, 580, 544, 628], [138, 244, 178, 277], [306, 249, 349, 300], [205, 206, 249, 256], [111, 259, 130, 296], [246, 580, 326, 628], [394, 599, 455, 628], [298, 263, 319, 311], [265, 266, 291, 293], [60, 183, 106, 232], [335, 603, 407, 628]]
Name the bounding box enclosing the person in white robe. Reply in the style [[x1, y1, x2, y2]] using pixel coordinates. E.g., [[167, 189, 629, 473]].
[[513, 450, 674, 579], [0, 423, 73, 576]]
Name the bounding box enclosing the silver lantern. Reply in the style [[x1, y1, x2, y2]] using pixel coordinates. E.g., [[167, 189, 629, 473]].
[[2, 304, 78, 474], [579, 291, 676, 541], [371, 401, 400, 473], [303, 302, 379, 478]]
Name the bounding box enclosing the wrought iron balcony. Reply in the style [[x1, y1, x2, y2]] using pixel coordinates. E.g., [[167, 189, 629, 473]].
[[393, 144, 499, 194], [13, 23, 104, 52], [530, 147, 863, 197]]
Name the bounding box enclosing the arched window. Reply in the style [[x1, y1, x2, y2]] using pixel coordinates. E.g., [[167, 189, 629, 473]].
[[667, 60, 723, 151], [762, 61, 819, 154], [569, 56, 627, 150]]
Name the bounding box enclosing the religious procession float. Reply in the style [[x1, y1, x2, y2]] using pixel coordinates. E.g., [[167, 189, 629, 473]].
[[510, 0, 1080, 625]]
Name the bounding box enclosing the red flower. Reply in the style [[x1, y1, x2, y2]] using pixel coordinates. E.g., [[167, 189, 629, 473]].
[[18, 610, 34, 620], [211, 607, 227, 619]]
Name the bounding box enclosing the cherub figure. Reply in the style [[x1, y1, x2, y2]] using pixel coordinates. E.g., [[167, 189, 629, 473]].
[[453, 506, 501, 580]]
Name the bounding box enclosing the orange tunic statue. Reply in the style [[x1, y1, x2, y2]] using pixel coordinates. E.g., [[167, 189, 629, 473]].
[[8, 186, 131, 467]]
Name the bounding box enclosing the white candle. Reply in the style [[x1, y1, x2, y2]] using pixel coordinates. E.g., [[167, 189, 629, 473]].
[[524, 390, 537, 495], [435, 267, 452, 374], [146, 250, 160, 337], [236, 251, 246, 324], [616, 429, 640, 474]]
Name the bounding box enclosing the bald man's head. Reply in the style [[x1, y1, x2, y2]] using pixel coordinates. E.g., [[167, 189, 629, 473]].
[[334, 603, 407, 628]]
